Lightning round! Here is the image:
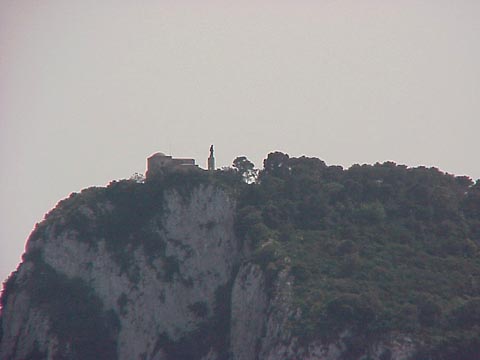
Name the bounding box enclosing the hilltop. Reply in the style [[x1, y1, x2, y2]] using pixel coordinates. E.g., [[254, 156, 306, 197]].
[[1, 152, 480, 359]]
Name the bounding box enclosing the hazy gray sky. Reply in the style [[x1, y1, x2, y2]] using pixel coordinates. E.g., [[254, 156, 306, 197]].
[[1, 1, 479, 282]]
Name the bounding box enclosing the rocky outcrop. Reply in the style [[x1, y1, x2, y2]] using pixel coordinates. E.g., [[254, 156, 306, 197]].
[[0, 262, 60, 360], [1, 184, 239, 360], [0, 182, 416, 360], [230, 263, 267, 360]]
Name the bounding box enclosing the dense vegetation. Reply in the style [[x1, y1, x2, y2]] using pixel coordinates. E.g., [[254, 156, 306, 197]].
[[235, 152, 480, 359], [2, 152, 480, 359]]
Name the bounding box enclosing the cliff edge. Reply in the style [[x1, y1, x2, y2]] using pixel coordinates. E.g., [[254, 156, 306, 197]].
[[2, 154, 480, 359]]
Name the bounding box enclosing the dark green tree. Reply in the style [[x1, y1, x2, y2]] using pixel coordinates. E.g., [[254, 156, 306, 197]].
[[232, 156, 256, 183], [261, 152, 290, 178]]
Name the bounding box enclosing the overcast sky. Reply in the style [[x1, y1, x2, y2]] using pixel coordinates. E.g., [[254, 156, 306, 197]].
[[1, 1, 479, 282]]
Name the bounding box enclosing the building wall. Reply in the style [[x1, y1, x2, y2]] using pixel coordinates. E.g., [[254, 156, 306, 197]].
[[146, 153, 197, 179]]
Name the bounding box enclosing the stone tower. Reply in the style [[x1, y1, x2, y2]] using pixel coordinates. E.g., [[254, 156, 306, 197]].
[[208, 145, 215, 171]]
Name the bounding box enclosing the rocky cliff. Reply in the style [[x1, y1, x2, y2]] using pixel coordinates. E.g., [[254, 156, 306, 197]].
[[1, 180, 238, 360], [2, 157, 480, 359]]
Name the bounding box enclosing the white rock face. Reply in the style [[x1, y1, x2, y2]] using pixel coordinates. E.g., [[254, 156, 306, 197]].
[[258, 267, 303, 360], [0, 183, 417, 360], [1, 184, 239, 360], [230, 263, 267, 360]]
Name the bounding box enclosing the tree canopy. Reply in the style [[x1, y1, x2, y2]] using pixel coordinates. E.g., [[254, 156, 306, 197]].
[[236, 152, 480, 358]]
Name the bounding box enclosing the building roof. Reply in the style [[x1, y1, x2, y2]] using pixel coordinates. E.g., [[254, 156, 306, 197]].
[[149, 152, 168, 158]]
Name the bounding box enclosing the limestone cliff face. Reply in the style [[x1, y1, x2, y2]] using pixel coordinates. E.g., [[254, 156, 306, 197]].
[[0, 182, 415, 360]]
